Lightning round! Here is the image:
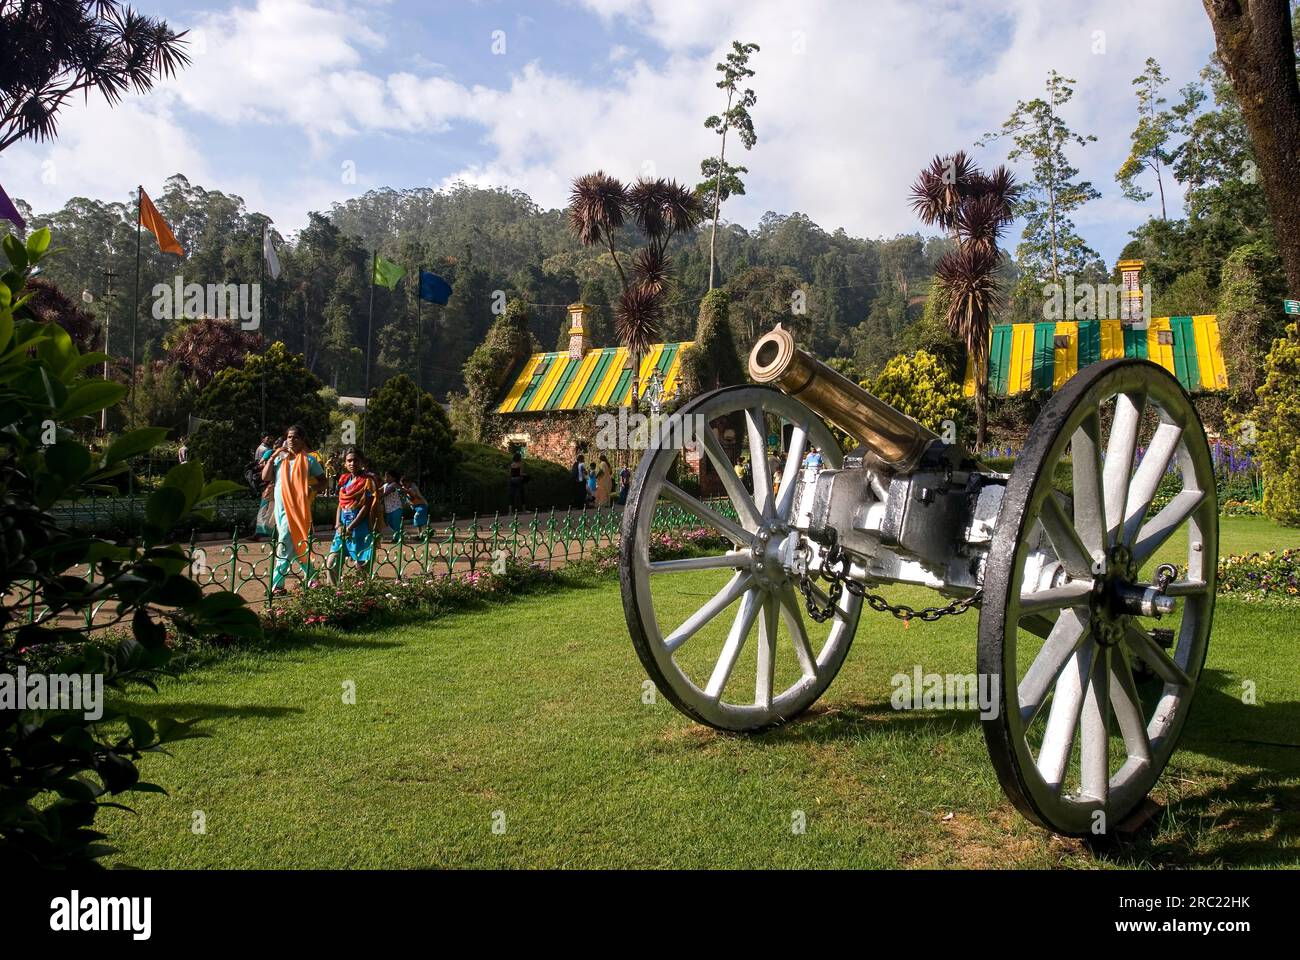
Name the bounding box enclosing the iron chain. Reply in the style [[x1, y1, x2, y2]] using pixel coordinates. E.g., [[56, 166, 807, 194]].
[[797, 542, 981, 625]]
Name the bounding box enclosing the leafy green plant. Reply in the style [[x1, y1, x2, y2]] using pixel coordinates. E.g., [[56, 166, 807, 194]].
[[868, 350, 966, 435], [1253, 323, 1300, 525], [0, 227, 259, 869]]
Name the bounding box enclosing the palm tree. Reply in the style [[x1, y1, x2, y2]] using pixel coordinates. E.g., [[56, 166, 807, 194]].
[[570, 173, 703, 403], [910, 153, 1018, 448], [568, 171, 629, 287], [1, 1, 191, 153]]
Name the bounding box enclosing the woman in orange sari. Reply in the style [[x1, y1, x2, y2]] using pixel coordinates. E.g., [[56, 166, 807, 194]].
[[261, 424, 324, 594]]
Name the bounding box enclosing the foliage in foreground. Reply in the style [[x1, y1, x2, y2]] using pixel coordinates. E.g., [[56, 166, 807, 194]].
[[0, 228, 259, 869], [1253, 322, 1300, 525]]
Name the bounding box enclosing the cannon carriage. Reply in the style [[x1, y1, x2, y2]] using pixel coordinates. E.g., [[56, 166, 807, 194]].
[[619, 324, 1216, 835]]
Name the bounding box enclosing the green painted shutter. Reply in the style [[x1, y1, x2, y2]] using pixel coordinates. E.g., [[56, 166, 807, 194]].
[[1077, 320, 1101, 368], [989, 326, 1012, 396], [1123, 325, 1148, 359], [1032, 322, 1056, 392], [1169, 316, 1201, 393]]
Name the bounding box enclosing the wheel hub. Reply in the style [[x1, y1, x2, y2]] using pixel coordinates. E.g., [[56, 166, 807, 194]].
[[1089, 544, 1134, 646], [749, 521, 792, 589]]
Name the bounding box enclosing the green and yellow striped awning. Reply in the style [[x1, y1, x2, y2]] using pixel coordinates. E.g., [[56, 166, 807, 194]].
[[496, 342, 693, 414], [963, 317, 1227, 398]]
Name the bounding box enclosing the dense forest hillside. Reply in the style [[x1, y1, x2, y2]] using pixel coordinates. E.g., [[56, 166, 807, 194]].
[[12, 178, 950, 401]]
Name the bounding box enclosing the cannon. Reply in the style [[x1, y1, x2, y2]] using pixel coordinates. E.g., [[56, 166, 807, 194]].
[[619, 324, 1216, 835]]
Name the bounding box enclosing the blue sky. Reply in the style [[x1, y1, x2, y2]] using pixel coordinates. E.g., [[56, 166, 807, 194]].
[[3, 0, 1217, 266]]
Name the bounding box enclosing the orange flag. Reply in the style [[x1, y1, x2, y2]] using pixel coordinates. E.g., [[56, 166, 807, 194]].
[[139, 187, 184, 256]]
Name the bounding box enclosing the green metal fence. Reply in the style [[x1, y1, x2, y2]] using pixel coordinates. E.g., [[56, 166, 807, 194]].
[[17, 498, 741, 625]]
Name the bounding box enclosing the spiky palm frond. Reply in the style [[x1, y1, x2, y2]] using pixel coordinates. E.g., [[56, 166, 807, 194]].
[[614, 284, 663, 357], [633, 246, 671, 298], [567, 170, 627, 247], [936, 245, 1002, 369], [629, 177, 705, 245], [908, 150, 978, 232]]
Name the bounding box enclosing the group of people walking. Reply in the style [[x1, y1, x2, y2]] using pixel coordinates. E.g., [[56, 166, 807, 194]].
[[251, 428, 429, 593], [571, 453, 630, 508]]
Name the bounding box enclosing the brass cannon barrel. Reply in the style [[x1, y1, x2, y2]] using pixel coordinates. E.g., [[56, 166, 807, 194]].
[[748, 324, 937, 472]]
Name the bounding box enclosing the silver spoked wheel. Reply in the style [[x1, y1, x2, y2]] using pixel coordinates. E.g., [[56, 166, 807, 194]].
[[980, 359, 1217, 836], [620, 385, 862, 732]]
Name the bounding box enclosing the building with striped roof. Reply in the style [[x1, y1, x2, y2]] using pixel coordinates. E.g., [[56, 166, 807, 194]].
[[962, 315, 1228, 398], [490, 302, 693, 466]]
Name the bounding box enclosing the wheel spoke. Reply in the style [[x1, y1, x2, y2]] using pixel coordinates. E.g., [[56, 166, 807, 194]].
[[1039, 494, 1095, 577], [1018, 579, 1093, 614], [778, 585, 819, 679], [755, 593, 778, 709], [1110, 651, 1152, 763], [1018, 607, 1090, 725], [1102, 392, 1144, 546], [1036, 641, 1095, 790], [706, 587, 763, 698], [650, 552, 747, 574], [1121, 421, 1183, 546], [1123, 621, 1191, 688], [774, 424, 809, 520], [745, 407, 773, 518], [664, 572, 752, 653], [1071, 412, 1107, 556], [661, 481, 750, 545], [1079, 644, 1111, 804], [701, 427, 763, 531], [1131, 488, 1206, 568]]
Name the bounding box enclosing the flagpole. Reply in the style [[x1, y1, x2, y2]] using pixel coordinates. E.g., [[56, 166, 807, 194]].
[[130, 186, 142, 431], [364, 250, 376, 447], [259, 219, 267, 435], [415, 266, 422, 486]]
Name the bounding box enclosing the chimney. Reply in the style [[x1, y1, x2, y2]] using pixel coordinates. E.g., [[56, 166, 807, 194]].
[[567, 302, 591, 359]]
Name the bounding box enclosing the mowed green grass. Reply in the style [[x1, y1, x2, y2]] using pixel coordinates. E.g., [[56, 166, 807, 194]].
[[103, 515, 1300, 869]]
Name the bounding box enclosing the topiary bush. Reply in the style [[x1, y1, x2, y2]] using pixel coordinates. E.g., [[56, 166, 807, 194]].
[[1253, 322, 1300, 525], [867, 349, 966, 435], [362, 373, 459, 483]]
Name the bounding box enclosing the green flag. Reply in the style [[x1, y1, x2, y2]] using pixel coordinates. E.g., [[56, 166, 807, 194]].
[[373, 254, 405, 290]]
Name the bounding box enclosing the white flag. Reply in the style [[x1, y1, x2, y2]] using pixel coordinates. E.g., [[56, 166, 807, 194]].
[[263, 223, 281, 280]]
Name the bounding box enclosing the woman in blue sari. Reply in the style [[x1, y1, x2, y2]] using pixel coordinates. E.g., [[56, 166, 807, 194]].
[[327, 447, 375, 580]]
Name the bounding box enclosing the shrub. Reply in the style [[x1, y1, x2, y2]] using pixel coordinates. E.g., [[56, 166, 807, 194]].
[[1252, 323, 1300, 525], [191, 341, 332, 482], [0, 228, 259, 868], [679, 289, 745, 398], [362, 373, 459, 483], [451, 441, 575, 513], [868, 350, 965, 435]]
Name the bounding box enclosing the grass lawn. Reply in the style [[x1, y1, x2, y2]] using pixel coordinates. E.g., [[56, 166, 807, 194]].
[[104, 515, 1300, 868]]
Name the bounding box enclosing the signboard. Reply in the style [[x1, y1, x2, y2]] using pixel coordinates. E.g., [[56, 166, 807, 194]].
[[1285, 299, 1300, 315]]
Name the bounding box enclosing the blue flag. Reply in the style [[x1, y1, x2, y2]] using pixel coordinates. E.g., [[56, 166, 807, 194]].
[[419, 270, 453, 305]]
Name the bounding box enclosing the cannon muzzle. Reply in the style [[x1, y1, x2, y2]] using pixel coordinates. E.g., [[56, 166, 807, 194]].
[[748, 324, 937, 472]]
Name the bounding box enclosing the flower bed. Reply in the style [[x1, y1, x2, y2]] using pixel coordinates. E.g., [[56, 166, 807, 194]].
[[1216, 549, 1300, 604]]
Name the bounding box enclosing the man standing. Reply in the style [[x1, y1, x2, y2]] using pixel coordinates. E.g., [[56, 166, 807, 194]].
[[177, 437, 189, 464], [573, 453, 588, 507]]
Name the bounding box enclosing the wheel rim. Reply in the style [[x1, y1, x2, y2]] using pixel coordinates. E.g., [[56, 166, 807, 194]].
[[979, 360, 1217, 835], [621, 385, 862, 731]]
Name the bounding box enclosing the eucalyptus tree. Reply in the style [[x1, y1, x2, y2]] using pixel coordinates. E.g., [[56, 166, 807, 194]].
[[699, 41, 760, 291], [979, 70, 1101, 286], [1117, 58, 1177, 220]]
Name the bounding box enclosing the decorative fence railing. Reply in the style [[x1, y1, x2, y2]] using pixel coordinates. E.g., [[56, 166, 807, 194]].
[[15, 499, 741, 626]]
